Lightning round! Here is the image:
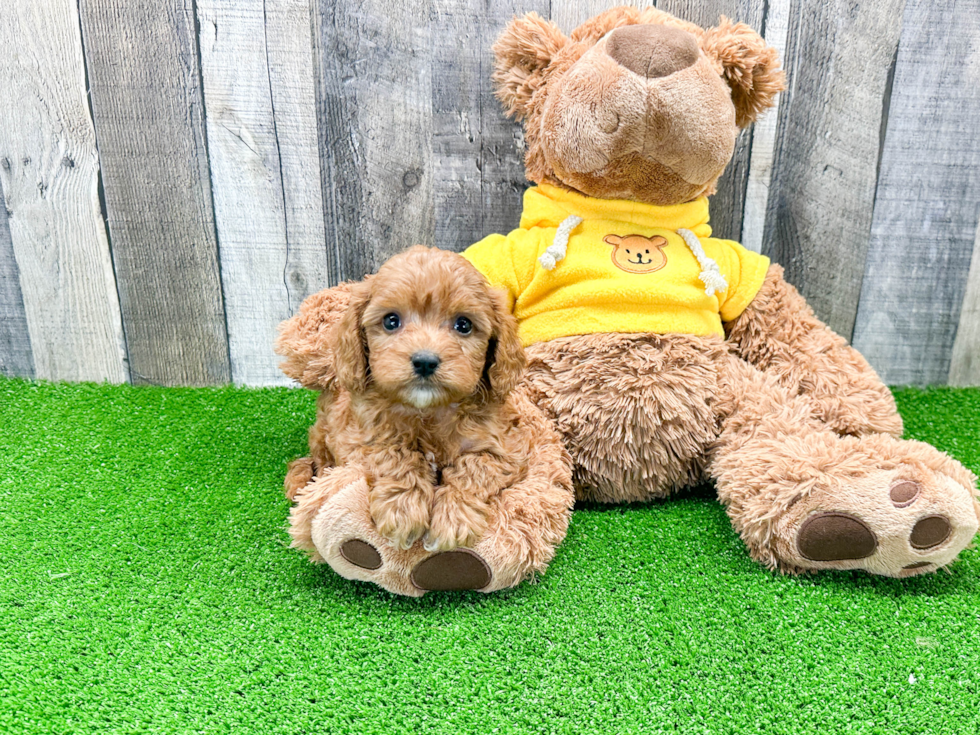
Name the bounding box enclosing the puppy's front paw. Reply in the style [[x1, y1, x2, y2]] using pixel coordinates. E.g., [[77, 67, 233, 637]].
[[423, 494, 488, 553], [284, 457, 317, 502], [370, 490, 431, 550]]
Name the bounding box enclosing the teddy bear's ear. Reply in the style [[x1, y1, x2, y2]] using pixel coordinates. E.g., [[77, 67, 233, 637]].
[[492, 12, 570, 120], [700, 17, 785, 128]]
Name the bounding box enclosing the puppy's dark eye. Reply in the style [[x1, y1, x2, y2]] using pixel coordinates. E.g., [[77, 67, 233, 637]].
[[382, 313, 401, 331], [626, 249, 631, 254], [453, 316, 473, 335]]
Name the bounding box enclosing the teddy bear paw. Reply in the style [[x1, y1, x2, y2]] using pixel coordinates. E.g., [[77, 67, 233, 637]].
[[305, 474, 564, 595], [778, 466, 979, 577], [307, 478, 496, 596], [336, 538, 492, 591]]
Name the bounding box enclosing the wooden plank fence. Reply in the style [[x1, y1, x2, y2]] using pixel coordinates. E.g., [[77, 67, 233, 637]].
[[0, 0, 127, 383], [852, 0, 980, 384], [0, 0, 978, 387]]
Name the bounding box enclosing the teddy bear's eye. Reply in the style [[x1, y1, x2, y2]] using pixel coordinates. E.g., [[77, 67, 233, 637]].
[[382, 313, 401, 331], [453, 316, 473, 335], [626, 249, 631, 254], [645, 249, 650, 254]]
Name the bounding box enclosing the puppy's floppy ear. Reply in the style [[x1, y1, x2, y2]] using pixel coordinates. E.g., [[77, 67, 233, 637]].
[[700, 17, 785, 128], [492, 12, 569, 120], [331, 279, 372, 393], [483, 289, 525, 402], [275, 283, 354, 389]]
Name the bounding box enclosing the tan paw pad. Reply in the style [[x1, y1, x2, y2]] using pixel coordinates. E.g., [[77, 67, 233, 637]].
[[779, 461, 977, 577], [411, 549, 492, 591], [339, 539, 383, 570]]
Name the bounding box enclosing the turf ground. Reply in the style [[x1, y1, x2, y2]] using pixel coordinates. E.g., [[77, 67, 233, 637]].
[[1, 378, 978, 734]]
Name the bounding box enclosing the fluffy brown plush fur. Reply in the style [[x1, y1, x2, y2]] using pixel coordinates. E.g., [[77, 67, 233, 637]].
[[725, 264, 905, 438], [277, 247, 573, 594], [492, 6, 784, 205], [709, 355, 980, 576]]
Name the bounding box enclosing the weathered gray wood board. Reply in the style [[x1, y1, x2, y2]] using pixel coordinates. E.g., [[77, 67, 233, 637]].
[[852, 0, 980, 385], [949, 221, 980, 387], [79, 0, 230, 386], [0, 0, 126, 383], [265, 0, 330, 312], [0, 186, 34, 378], [313, 0, 435, 283], [431, 0, 547, 252], [741, 0, 789, 253], [197, 0, 327, 386], [763, 0, 906, 339]]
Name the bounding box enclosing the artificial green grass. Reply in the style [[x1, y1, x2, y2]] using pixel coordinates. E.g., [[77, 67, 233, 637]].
[[1, 378, 979, 735]]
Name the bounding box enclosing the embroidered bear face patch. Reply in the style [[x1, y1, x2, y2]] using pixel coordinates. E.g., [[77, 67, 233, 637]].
[[603, 234, 668, 274]]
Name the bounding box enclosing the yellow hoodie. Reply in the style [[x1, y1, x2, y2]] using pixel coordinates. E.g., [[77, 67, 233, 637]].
[[462, 184, 770, 347]]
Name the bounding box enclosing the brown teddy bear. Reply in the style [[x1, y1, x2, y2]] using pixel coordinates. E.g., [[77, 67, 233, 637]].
[[279, 6, 979, 592]]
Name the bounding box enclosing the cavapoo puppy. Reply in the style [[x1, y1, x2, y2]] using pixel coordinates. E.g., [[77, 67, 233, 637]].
[[286, 246, 531, 554]]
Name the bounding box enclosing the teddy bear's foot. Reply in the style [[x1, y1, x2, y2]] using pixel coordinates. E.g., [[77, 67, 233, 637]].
[[718, 434, 979, 577], [292, 425, 572, 596], [309, 478, 428, 597], [784, 472, 977, 577], [338, 539, 383, 570], [305, 477, 498, 596]]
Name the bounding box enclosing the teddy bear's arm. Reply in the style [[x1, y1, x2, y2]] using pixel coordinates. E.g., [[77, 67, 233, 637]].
[[724, 264, 903, 438], [463, 229, 544, 311]]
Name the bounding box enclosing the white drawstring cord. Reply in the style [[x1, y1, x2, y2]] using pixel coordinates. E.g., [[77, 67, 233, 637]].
[[538, 214, 583, 270], [538, 218, 726, 299], [677, 228, 727, 296]]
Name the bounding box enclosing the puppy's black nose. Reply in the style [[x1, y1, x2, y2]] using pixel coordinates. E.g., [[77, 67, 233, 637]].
[[411, 352, 440, 378]]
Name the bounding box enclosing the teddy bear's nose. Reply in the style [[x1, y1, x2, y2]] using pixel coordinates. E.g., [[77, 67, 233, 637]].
[[606, 24, 700, 78]]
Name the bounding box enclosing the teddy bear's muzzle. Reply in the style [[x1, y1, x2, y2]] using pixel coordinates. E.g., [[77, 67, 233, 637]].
[[539, 26, 737, 204], [605, 23, 699, 79]]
